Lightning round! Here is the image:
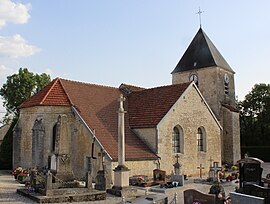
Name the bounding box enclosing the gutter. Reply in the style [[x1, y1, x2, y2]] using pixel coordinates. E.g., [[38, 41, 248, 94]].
[[71, 106, 113, 161]]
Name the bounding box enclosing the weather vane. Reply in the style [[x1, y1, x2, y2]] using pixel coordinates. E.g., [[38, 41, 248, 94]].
[[196, 7, 204, 28]]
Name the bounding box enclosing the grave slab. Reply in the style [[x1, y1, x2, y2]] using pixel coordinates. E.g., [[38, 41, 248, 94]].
[[230, 192, 264, 204]]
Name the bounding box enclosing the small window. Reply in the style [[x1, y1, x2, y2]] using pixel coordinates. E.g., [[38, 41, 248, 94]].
[[172, 126, 184, 154], [197, 128, 204, 151], [52, 124, 57, 152], [172, 127, 180, 153]]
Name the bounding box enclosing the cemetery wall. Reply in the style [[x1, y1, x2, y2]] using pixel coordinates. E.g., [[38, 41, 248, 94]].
[[157, 85, 221, 177]]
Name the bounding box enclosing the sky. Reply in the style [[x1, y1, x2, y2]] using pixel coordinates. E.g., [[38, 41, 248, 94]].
[[0, 0, 270, 123]]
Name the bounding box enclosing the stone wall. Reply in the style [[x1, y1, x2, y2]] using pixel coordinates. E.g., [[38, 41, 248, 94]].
[[14, 106, 105, 181], [157, 84, 222, 177], [172, 67, 236, 120], [221, 107, 241, 164], [132, 128, 157, 153]]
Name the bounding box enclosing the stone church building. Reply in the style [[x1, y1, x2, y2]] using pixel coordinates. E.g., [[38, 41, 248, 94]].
[[13, 28, 240, 184]]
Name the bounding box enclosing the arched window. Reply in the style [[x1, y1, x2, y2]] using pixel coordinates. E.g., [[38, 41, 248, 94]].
[[52, 124, 57, 152], [197, 127, 206, 152], [173, 127, 180, 153], [172, 126, 184, 153], [197, 128, 203, 151]]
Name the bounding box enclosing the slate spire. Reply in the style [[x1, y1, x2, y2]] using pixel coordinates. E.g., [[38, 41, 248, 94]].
[[171, 28, 234, 74]]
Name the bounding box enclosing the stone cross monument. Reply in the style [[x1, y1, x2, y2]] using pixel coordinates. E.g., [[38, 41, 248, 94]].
[[114, 94, 130, 187], [108, 94, 136, 197], [118, 94, 127, 168]]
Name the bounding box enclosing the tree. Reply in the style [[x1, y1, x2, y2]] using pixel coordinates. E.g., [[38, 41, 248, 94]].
[[0, 68, 51, 121], [239, 83, 270, 146], [0, 119, 17, 169]]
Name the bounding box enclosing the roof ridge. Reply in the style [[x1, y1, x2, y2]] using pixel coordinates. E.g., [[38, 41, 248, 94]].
[[120, 83, 145, 90], [40, 78, 59, 105], [139, 82, 191, 93], [59, 78, 119, 90]]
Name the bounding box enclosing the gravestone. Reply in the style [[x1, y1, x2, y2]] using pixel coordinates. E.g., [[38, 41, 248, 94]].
[[184, 189, 216, 204], [171, 154, 184, 186], [153, 169, 166, 183], [243, 184, 270, 203], [95, 170, 106, 191], [208, 162, 222, 182], [230, 192, 264, 204], [50, 154, 57, 171], [237, 157, 264, 188]]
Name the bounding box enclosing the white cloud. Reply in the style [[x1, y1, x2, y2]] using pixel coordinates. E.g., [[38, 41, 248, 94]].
[[0, 64, 14, 79], [0, 34, 41, 58], [0, 0, 31, 28]]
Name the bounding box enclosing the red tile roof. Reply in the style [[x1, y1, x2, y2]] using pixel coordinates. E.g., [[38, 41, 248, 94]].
[[19, 78, 157, 161], [19, 78, 71, 108], [128, 83, 191, 128], [19, 78, 191, 160]]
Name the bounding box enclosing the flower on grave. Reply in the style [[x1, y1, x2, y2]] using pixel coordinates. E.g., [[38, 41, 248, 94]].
[[226, 174, 233, 181], [231, 165, 238, 171], [219, 172, 223, 179]]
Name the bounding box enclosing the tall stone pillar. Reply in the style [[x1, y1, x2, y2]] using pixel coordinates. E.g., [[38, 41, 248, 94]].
[[108, 94, 136, 197], [55, 114, 74, 181]]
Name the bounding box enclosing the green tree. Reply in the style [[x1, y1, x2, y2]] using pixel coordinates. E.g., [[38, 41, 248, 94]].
[[239, 83, 270, 146], [0, 68, 51, 120], [0, 119, 17, 169]]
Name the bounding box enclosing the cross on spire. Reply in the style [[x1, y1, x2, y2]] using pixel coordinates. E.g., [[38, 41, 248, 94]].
[[196, 7, 204, 28]]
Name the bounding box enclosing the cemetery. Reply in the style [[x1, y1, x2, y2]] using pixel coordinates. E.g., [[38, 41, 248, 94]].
[[10, 155, 270, 203]]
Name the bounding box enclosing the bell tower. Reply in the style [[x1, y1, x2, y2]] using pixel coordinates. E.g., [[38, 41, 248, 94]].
[[171, 28, 240, 164]]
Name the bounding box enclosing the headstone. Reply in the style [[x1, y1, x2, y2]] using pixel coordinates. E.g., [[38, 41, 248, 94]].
[[184, 189, 216, 204], [95, 170, 106, 191], [45, 171, 53, 196], [208, 162, 222, 182], [230, 192, 264, 204], [237, 157, 264, 188], [243, 184, 270, 203], [86, 171, 92, 191], [153, 169, 166, 183], [50, 154, 57, 171], [171, 154, 184, 186], [173, 154, 181, 175]]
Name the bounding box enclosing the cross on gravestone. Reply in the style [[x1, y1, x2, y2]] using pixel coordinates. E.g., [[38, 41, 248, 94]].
[[209, 162, 222, 182], [173, 154, 182, 175], [197, 164, 205, 178], [208, 157, 214, 168]]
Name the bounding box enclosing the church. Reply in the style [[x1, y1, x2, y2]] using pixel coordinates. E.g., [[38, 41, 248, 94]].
[[13, 27, 240, 185]]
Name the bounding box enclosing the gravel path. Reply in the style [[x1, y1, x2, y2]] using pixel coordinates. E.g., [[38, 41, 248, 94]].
[[0, 163, 269, 204]]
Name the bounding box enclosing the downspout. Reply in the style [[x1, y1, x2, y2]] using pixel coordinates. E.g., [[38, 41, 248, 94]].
[[71, 106, 113, 161]]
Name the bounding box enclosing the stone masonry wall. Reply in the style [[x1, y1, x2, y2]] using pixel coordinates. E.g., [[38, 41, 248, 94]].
[[132, 128, 157, 153], [157, 84, 221, 177], [221, 107, 241, 164], [14, 106, 103, 181]]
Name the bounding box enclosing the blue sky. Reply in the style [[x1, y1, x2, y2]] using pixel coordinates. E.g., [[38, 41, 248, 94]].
[[1, 0, 270, 122]]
